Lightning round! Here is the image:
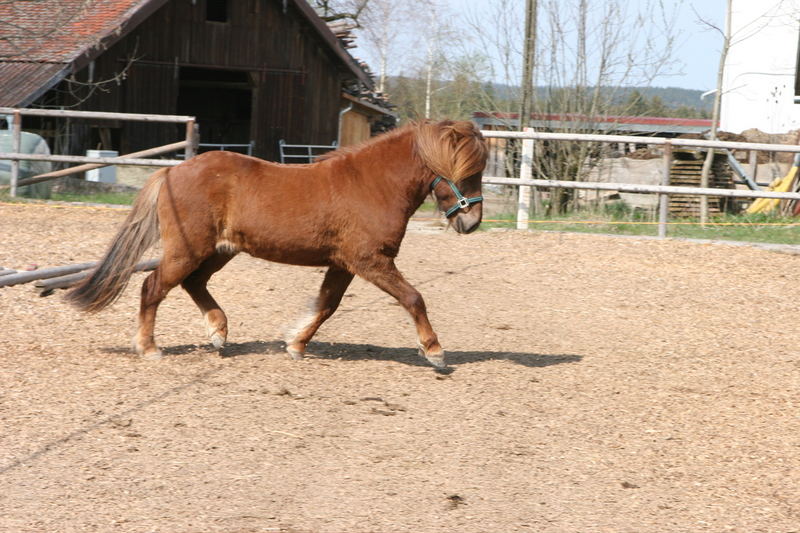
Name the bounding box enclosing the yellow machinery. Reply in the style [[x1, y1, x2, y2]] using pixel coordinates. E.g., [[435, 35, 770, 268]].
[[745, 156, 800, 214]]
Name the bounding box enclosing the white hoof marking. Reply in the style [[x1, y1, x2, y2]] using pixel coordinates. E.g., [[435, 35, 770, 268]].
[[204, 312, 226, 348], [210, 332, 225, 349], [143, 349, 164, 361], [418, 344, 447, 368], [286, 345, 304, 361]]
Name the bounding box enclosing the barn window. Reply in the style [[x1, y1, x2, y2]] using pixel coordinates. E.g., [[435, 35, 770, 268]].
[[206, 0, 228, 22]]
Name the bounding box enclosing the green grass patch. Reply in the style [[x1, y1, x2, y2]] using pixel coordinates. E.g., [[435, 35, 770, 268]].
[[49, 191, 137, 205], [0, 190, 26, 204], [415, 200, 438, 213]]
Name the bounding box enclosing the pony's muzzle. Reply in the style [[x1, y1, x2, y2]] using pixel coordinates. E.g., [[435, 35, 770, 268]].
[[452, 210, 482, 234]]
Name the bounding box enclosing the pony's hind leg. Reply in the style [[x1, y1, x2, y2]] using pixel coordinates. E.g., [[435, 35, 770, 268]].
[[181, 253, 235, 349], [285, 266, 354, 360], [134, 255, 204, 359], [356, 260, 445, 368]]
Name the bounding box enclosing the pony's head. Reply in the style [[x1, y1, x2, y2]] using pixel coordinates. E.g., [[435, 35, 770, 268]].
[[415, 120, 488, 234]]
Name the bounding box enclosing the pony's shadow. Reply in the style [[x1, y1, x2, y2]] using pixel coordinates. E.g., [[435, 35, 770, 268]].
[[305, 341, 583, 370], [112, 339, 582, 372]]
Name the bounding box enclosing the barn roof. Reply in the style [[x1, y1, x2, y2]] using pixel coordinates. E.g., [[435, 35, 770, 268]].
[[0, 0, 373, 107]]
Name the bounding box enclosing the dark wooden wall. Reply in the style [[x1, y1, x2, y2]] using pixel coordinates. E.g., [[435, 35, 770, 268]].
[[41, 0, 350, 160]]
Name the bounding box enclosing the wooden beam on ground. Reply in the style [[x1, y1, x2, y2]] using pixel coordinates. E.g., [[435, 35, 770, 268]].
[[36, 258, 160, 297], [0, 262, 97, 288]]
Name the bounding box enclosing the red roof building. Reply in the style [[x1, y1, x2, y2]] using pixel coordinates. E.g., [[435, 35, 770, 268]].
[[0, 0, 382, 160]]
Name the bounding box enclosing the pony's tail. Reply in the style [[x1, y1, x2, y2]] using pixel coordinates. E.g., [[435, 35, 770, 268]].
[[65, 168, 167, 313]]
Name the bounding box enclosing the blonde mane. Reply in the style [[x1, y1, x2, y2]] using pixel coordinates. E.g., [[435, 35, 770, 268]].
[[413, 120, 488, 183], [315, 120, 488, 183]]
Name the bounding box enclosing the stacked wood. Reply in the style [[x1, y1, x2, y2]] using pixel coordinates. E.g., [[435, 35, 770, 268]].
[[668, 150, 735, 217], [327, 21, 357, 49]]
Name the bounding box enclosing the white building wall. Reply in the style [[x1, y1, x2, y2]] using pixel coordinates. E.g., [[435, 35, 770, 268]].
[[720, 0, 800, 134]]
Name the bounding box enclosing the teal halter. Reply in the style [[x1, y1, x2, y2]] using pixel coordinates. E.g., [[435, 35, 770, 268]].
[[430, 176, 483, 218]]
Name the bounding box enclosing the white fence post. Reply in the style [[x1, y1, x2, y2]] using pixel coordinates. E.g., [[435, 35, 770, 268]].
[[185, 119, 198, 159], [10, 111, 21, 197], [658, 141, 672, 238], [517, 129, 534, 230]]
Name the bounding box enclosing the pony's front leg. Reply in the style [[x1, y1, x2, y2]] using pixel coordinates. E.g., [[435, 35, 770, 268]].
[[285, 266, 354, 360], [358, 261, 445, 368]]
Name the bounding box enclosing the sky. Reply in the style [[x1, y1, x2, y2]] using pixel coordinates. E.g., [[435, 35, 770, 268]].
[[449, 0, 727, 91], [355, 0, 727, 92], [651, 0, 726, 90]]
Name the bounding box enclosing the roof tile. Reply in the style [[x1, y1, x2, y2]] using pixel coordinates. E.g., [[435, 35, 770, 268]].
[[0, 0, 150, 63]]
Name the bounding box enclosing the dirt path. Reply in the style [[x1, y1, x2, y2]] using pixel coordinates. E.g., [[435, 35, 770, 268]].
[[1, 203, 799, 532]]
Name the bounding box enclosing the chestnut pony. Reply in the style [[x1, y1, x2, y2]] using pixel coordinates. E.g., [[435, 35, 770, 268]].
[[66, 120, 488, 368]]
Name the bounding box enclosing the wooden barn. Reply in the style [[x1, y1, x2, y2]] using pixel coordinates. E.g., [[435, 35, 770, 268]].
[[0, 0, 393, 161]]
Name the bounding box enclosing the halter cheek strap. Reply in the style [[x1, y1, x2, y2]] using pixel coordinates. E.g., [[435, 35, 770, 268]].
[[430, 176, 484, 218]]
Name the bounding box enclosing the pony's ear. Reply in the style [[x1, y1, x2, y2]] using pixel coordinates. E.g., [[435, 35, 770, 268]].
[[416, 120, 488, 182]]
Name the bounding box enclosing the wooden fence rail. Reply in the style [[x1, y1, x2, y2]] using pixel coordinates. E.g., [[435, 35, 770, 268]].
[[481, 130, 800, 236], [1, 108, 196, 197], [0, 107, 194, 123], [14, 140, 189, 188]]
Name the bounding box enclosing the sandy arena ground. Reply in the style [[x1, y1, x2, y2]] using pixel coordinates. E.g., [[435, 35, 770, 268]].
[[1, 202, 799, 533]]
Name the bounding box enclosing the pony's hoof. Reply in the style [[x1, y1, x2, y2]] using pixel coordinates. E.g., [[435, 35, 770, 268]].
[[204, 314, 227, 350], [142, 349, 164, 361], [286, 344, 304, 361], [418, 345, 447, 369], [210, 332, 226, 349]]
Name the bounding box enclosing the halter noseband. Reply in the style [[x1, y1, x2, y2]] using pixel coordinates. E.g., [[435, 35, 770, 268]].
[[430, 176, 483, 218]]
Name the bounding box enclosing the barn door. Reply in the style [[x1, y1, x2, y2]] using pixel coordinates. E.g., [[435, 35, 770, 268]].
[[177, 67, 253, 152], [255, 71, 306, 160], [122, 63, 178, 154]]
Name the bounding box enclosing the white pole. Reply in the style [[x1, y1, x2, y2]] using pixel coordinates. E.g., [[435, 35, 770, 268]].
[[9, 112, 21, 197], [517, 130, 534, 230], [658, 142, 672, 238]]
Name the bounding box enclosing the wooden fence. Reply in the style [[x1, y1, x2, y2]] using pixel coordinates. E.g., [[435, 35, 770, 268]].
[[0, 107, 198, 197], [481, 129, 800, 236]]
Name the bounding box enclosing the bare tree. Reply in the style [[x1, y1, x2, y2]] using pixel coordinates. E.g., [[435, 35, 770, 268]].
[[459, 0, 681, 212], [362, 0, 458, 120], [359, 0, 405, 93], [311, 0, 370, 28], [519, 0, 538, 131], [407, 0, 458, 119], [697, 0, 732, 225]]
